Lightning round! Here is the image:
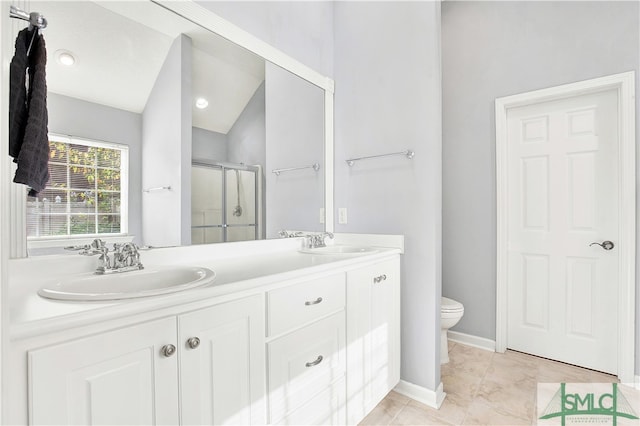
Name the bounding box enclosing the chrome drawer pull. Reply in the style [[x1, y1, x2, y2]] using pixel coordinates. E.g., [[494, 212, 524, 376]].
[[305, 297, 323, 306], [373, 274, 387, 283], [305, 355, 324, 367]]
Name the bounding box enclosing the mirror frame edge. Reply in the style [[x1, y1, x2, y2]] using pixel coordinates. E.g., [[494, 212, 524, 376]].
[[0, 2, 10, 422], [324, 78, 335, 232]]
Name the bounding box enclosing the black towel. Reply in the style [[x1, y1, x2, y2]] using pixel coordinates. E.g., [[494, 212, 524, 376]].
[[10, 28, 50, 196], [9, 28, 28, 159]]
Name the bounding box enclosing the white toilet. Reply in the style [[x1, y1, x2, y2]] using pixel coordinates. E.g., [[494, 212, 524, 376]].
[[441, 297, 464, 364]]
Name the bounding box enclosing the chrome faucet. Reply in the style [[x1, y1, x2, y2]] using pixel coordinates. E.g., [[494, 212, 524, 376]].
[[276, 230, 334, 248], [305, 232, 334, 249], [67, 239, 144, 275], [110, 242, 143, 273]]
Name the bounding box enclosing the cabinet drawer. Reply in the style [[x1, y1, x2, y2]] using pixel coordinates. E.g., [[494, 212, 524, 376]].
[[267, 274, 345, 336], [268, 311, 346, 423], [276, 377, 346, 425]]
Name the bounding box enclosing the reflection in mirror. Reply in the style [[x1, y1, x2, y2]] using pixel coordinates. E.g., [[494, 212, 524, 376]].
[[191, 161, 261, 244], [265, 63, 325, 236], [24, 0, 325, 253]]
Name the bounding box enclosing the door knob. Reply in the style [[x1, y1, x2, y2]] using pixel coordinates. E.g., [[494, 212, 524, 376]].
[[589, 241, 615, 250]]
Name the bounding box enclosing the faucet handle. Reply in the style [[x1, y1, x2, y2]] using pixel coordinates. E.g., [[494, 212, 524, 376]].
[[303, 234, 316, 248], [64, 244, 90, 252], [279, 230, 304, 238], [90, 238, 107, 250], [70, 238, 108, 256], [122, 242, 140, 254]]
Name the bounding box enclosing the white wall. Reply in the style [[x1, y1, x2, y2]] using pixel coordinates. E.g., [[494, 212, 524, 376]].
[[334, 2, 443, 391], [192, 127, 228, 163], [142, 34, 192, 247], [265, 63, 325, 236], [195, 1, 334, 78], [227, 82, 266, 168], [441, 1, 640, 372], [47, 93, 142, 243]]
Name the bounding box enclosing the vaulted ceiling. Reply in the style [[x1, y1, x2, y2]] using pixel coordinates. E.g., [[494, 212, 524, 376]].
[[31, 1, 265, 134]]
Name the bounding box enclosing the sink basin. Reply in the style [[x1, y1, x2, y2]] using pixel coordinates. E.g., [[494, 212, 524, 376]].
[[299, 245, 378, 255], [38, 266, 216, 301]]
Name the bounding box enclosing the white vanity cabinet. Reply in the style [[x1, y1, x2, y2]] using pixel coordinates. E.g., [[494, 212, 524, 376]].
[[28, 294, 265, 425], [346, 256, 402, 425], [266, 274, 347, 425], [16, 246, 403, 426]]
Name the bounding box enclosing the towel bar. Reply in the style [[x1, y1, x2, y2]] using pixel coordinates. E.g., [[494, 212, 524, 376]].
[[346, 150, 414, 166]]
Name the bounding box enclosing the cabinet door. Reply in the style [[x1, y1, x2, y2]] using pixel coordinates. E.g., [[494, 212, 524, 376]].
[[268, 311, 346, 424], [346, 257, 401, 424], [29, 317, 179, 425], [178, 294, 266, 425]]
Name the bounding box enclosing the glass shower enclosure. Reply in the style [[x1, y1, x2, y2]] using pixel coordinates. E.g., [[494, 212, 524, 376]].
[[191, 161, 261, 244]]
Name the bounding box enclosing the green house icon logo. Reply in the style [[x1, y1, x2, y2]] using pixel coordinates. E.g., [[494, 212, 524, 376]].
[[539, 383, 639, 425]]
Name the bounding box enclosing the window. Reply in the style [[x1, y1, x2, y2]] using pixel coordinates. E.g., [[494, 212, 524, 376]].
[[26, 135, 128, 240]]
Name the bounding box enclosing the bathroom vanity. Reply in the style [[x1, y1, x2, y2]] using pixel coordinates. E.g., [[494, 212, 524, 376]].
[[6, 235, 402, 425]]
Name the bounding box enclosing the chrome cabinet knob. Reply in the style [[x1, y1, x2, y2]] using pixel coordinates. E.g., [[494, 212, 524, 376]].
[[161, 344, 176, 357], [589, 241, 615, 250], [187, 337, 201, 349]]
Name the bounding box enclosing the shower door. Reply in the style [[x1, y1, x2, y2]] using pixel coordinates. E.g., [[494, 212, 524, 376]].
[[191, 162, 259, 244]]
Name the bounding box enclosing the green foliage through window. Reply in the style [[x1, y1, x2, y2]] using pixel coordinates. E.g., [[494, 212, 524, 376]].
[[26, 136, 127, 239]]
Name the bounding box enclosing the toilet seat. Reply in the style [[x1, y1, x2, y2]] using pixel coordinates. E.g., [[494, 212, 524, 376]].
[[441, 296, 464, 313]]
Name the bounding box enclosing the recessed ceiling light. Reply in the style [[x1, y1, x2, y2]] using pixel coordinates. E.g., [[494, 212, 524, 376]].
[[55, 50, 76, 66], [195, 97, 209, 109]]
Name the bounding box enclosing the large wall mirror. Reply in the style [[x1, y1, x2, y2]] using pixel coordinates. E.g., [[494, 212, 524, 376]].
[[14, 0, 333, 255]]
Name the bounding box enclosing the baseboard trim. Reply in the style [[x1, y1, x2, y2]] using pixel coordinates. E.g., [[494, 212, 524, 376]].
[[394, 380, 446, 409], [636, 375, 640, 390], [448, 330, 496, 352]]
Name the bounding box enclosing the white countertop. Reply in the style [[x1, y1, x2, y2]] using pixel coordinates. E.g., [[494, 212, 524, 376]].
[[9, 234, 403, 340]]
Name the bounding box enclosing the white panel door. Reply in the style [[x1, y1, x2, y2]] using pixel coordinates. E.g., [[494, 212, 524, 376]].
[[178, 295, 266, 425], [28, 317, 180, 425], [506, 89, 619, 373]]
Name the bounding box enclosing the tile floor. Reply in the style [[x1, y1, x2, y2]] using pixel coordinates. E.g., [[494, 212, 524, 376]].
[[360, 341, 619, 425]]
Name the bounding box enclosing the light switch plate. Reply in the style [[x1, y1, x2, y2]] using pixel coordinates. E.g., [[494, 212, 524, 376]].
[[338, 208, 348, 224]]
